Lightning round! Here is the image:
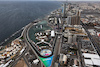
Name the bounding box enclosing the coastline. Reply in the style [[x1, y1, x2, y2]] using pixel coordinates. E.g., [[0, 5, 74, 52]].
[[0, 2, 62, 46]]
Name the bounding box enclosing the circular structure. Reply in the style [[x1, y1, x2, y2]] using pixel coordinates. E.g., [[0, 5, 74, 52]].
[[40, 49, 52, 57]]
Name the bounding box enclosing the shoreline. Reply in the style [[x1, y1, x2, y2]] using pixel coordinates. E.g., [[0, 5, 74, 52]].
[[0, 5, 61, 46]]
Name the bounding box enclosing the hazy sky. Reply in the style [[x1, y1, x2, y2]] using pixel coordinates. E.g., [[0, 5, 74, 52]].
[[0, 0, 100, 1]]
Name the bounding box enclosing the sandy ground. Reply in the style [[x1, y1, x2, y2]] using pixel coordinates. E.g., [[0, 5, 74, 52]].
[[14, 58, 27, 67]]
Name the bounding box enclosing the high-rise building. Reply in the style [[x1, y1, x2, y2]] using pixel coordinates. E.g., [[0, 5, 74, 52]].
[[67, 4, 71, 10], [67, 16, 71, 25], [67, 10, 81, 25], [62, 3, 66, 17]]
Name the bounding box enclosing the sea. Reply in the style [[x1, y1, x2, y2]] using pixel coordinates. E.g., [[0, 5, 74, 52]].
[[0, 1, 62, 45]]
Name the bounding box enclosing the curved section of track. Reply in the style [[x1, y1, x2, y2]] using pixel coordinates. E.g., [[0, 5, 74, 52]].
[[23, 20, 55, 58]]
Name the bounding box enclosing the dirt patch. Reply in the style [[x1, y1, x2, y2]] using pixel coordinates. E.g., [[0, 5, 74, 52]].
[[14, 58, 27, 67]]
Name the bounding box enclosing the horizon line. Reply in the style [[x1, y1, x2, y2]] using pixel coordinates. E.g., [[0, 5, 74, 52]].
[[0, 0, 100, 2]]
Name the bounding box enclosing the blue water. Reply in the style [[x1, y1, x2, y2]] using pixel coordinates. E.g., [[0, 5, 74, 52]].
[[0, 1, 62, 43]]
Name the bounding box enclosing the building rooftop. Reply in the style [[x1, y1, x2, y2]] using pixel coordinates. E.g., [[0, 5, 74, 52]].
[[83, 53, 100, 66], [83, 53, 100, 59]]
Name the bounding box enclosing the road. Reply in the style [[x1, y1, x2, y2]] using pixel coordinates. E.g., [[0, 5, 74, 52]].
[[51, 18, 63, 67], [81, 22, 100, 56], [23, 55, 31, 67], [77, 37, 85, 67], [51, 35, 62, 67], [23, 21, 47, 67], [23, 18, 63, 67]]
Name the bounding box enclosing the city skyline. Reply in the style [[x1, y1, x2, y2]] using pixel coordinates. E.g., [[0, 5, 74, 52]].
[[0, 0, 100, 67], [0, 0, 100, 1]]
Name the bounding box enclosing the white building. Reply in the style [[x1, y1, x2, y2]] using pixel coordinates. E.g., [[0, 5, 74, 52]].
[[97, 32, 100, 37], [83, 53, 100, 66], [51, 30, 55, 37]]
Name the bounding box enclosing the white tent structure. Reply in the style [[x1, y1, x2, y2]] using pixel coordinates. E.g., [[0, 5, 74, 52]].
[[84, 59, 93, 65], [83, 53, 100, 66], [83, 53, 100, 59]]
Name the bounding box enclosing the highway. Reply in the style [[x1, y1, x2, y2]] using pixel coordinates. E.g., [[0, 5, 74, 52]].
[[81, 22, 100, 56], [51, 18, 63, 67], [51, 35, 62, 67]]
